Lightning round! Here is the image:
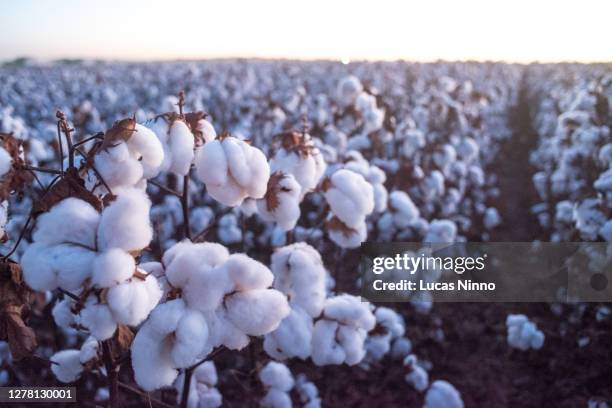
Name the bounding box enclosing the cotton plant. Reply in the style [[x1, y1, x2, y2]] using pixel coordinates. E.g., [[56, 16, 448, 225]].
[[506, 314, 545, 351], [264, 243, 327, 360], [342, 150, 388, 212], [131, 240, 290, 391], [322, 168, 374, 248], [175, 361, 222, 408], [259, 361, 295, 408], [257, 172, 302, 231], [195, 133, 270, 206], [22, 188, 162, 340]]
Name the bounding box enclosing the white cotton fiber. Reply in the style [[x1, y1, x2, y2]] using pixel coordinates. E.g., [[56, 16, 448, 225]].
[[127, 124, 165, 178], [311, 319, 345, 366], [32, 198, 100, 249], [107, 274, 162, 326], [225, 289, 290, 336], [224, 253, 274, 291], [506, 314, 545, 351], [78, 298, 117, 340], [171, 309, 209, 367], [52, 299, 75, 328], [423, 380, 464, 408], [97, 188, 153, 252], [257, 173, 302, 231], [50, 350, 83, 383], [131, 324, 179, 391], [324, 169, 374, 228], [260, 361, 295, 391], [168, 120, 195, 176], [195, 136, 270, 206], [271, 243, 327, 317], [0, 146, 12, 178], [92, 249, 135, 288], [264, 306, 313, 360]]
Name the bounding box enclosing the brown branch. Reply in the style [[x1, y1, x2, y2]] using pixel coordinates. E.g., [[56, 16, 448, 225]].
[[181, 174, 191, 240], [148, 179, 181, 197], [101, 340, 119, 408], [117, 382, 174, 408]]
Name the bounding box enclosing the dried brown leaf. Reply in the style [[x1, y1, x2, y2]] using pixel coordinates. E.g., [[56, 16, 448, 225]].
[[100, 117, 137, 150], [0, 133, 33, 201], [264, 172, 291, 212], [33, 168, 102, 216], [326, 216, 357, 238]]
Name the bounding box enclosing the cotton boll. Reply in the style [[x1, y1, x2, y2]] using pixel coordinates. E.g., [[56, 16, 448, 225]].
[[483, 207, 501, 229], [324, 169, 374, 228], [337, 76, 363, 107], [32, 198, 100, 248], [257, 173, 302, 231], [262, 388, 292, 408], [92, 249, 135, 288], [456, 137, 479, 163], [225, 289, 290, 336], [0, 146, 11, 178], [181, 260, 233, 312], [203, 309, 250, 351], [311, 319, 345, 366], [404, 355, 429, 392], [506, 314, 545, 351], [337, 325, 369, 364], [260, 361, 295, 392], [264, 307, 313, 360], [387, 191, 420, 229], [195, 136, 270, 206], [424, 220, 457, 243], [270, 243, 327, 317], [423, 380, 464, 408], [147, 298, 187, 335], [52, 299, 76, 328], [168, 120, 195, 176], [163, 241, 229, 290], [97, 188, 153, 252], [94, 142, 144, 190], [79, 336, 99, 364], [224, 253, 274, 291], [131, 324, 179, 391], [107, 274, 162, 326], [323, 295, 376, 331], [391, 337, 413, 358], [50, 350, 83, 383], [127, 124, 165, 178], [78, 298, 117, 340], [171, 309, 209, 368], [197, 119, 217, 143], [218, 213, 242, 244]]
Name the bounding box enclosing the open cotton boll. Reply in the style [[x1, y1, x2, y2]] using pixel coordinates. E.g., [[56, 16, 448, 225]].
[[225, 289, 290, 336], [107, 274, 162, 326], [175, 361, 222, 408], [270, 243, 327, 317], [127, 124, 165, 178], [324, 169, 374, 228], [168, 120, 195, 176], [94, 142, 144, 190], [323, 294, 376, 331], [197, 118, 217, 143], [264, 307, 313, 360], [0, 146, 11, 178], [97, 188, 152, 252], [311, 319, 345, 365], [22, 243, 96, 291], [483, 207, 501, 229], [423, 380, 464, 408], [163, 241, 229, 288], [506, 314, 545, 351], [424, 220, 457, 243], [387, 191, 420, 229], [195, 136, 270, 206], [337, 75, 363, 107], [203, 309, 250, 351], [78, 297, 117, 340], [257, 172, 301, 231], [131, 324, 180, 391], [224, 253, 274, 291], [92, 249, 135, 288], [262, 388, 292, 408], [50, 350, 83, 383], [171, 309, 210, 367], [404, 355, 429, 392], [32, 198, 100, 249], [79, 336, 99, 364], [52, 299, 76, 328], [260, 361, 295, 392], [295, 374, 321, 408]]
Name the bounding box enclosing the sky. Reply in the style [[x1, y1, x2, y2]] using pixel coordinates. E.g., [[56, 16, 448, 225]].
[[1, 0, 610, 63]]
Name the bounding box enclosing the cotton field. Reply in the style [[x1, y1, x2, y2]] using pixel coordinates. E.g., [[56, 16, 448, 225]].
[[0, 59, 610, 407]]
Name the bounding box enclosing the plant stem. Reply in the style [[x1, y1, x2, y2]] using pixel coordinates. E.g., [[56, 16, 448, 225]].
[[181, 174, 191, 240], [102, 340, 119, 408], [179, 366, 194, 408]]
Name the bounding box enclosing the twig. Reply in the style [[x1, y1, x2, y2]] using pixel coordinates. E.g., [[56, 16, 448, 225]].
[[117, 382, 173, 408], [22, 165, 62, 175], [192, 207, 234, 242], [2, 211, 32, 260], [181, 174, 191, 240], [149, 179, 181, 197], [58, 288, 80, 301], [180, 347, 224, 408], [101, 340, 119, 408]]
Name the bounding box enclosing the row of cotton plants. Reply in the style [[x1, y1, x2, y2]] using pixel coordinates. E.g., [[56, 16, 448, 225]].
[[527, 65, 611, 241]]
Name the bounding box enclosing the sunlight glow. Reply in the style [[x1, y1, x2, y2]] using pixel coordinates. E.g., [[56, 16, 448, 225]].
[[0, 0, 610, 63]]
